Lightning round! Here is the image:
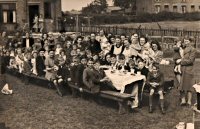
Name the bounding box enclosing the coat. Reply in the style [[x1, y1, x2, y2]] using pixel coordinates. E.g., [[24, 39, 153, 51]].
[[180, 45, 196, 92], [36, 56, 46, 76], [57, 65, 70, 81], [23, 60, 32, 75], [76, 64, 86, 87], [83, 67, 101, 93], [88, 40, 101, 55]]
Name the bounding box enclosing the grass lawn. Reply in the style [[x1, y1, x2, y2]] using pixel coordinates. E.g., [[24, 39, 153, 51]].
[[0, 61, 199, 129], [103, 21, 200, 31]]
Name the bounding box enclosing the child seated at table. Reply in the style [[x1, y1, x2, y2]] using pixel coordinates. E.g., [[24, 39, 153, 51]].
[[83, 58, 114, 94], [110, 54, 118, 70], [147, 63, 165, 114], [116, 54, 130, 72]]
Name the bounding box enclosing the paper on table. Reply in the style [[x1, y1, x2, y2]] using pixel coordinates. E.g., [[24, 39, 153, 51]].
[[193, 84, 200, 93]]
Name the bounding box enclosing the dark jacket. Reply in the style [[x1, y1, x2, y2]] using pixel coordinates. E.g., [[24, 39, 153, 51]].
[[76, 64, 86, 87], [22, 38, 34, 48], [147, 71, 164, 86], [88, 40, 101, 55], [36, 56, 46, 76], [70, 65, 79, 84], [0, 56, 6, 74], [57, 65, 70, 81], [135, 66, 149, 78]]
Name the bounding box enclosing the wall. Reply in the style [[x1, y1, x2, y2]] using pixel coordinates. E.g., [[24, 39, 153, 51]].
[[0, 0, 61, 32], [136, 0, 200, 14]]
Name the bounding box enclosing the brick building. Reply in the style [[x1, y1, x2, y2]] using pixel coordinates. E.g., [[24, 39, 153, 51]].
[[136, 0, 200, 14], [0, 0, 62, 32]]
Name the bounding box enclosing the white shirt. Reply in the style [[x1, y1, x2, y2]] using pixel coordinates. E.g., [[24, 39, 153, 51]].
[[26, 39, 30, 48], [113, 45, 123, 55]]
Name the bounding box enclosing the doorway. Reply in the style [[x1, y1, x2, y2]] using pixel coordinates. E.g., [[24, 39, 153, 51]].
[[29, 5, 39, 29]]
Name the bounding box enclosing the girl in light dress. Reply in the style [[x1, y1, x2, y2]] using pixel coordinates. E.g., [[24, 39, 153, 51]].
[[31, 51, 38, 75]]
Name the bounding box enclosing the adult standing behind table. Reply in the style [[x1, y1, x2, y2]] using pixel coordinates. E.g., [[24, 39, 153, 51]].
[[22, 32, 34, 48], [110, 36, 124, 56], [88, 33, 101, 55], [130, 33, 141, 58], [177, 37, 196, 106], [148, 40, 163, 71]]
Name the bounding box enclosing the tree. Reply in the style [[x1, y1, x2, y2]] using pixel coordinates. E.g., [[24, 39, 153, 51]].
[[113, 0, 135, 9], [82, 0, 107, 14]]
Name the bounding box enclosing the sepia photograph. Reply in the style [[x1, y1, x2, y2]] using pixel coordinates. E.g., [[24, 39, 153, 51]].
[[0, 0, 200, 129]]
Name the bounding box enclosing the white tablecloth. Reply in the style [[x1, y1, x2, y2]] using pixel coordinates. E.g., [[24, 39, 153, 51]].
[[104, 70, 146, 93]]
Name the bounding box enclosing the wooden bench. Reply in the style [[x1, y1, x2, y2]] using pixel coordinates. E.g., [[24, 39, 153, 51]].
[[6, 68, 54, 89], [68, 83, 133, 114], [6, 68, 133, 113]]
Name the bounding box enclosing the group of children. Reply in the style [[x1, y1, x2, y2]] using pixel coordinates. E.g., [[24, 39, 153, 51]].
[[0, 30, 195, 114]]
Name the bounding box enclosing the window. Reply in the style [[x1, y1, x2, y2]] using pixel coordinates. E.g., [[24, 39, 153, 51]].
[[155, 5, 161, 13], [191, 5, 195, 12], [173, 5, 178, 12], [181, 5, 187, 13], [0, 3, 16, 23], [44, 2, 52, 19], [164, 5, 169, 11]]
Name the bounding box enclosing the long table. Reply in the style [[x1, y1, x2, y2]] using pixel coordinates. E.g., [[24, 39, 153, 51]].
[[104, 70, 146, 93]]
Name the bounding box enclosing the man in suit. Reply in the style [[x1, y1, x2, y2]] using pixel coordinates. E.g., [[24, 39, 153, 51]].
[[22, 32, 34, 48], [88, 33, 101, 55]]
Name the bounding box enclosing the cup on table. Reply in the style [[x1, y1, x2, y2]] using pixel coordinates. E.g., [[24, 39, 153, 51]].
[[137, 71, 141, 75], [130, 69, 135, 74]]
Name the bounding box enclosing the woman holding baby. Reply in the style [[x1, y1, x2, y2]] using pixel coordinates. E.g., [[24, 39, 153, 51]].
[[174, 37, 196, 106]]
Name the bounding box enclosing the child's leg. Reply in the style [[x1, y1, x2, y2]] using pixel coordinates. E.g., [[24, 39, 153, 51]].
[[130, 83, 139, 108], [177, 65, 181, 74], [187, 91, 192, 106], [158, 90, 165, 114], [149, 88, 154, 113], [176, 74, 181, 84], [54, 79, 63, 97], [180, 91, 186, 105]]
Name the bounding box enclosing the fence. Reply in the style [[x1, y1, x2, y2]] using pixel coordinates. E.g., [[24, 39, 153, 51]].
[[66, 25, 200, 50]]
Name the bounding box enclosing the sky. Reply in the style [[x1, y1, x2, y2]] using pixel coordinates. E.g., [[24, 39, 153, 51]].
[[61, 0, 113, 11], [62, 0, 93, 11]]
